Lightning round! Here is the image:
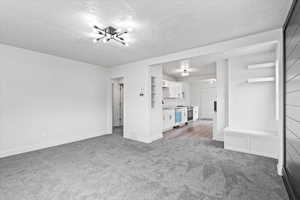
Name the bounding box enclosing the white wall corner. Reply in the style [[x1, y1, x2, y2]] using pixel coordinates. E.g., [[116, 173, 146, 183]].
[[213, 132, 224, 141], [277, 29, 285, 178], [277, 162, 283, 176], [150, 133, 163, 143], [214, 59, 228, 141]]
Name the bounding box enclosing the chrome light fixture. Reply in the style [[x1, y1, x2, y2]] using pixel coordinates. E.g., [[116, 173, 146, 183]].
[[92, 25, 129, 46], [180, 60, 190, 76], [181, 69, 190, 76]]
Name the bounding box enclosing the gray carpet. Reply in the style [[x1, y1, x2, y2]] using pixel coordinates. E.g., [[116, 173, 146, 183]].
[[0, 134, 288, 200]]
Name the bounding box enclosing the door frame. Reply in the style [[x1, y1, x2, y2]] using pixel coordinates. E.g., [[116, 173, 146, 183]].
[[111, 77, 125, 135]]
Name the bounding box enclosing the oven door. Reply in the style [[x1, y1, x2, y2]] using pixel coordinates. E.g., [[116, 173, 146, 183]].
[[175, 111, 182, 123], [187, 109, 193, 121]]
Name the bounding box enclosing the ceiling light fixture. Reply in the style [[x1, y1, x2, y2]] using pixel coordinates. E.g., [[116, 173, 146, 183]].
[[180, 60, 191, 76], [209, 78, 217, 84], [181, 69, 190, 77], [92, 25, 130, 46]]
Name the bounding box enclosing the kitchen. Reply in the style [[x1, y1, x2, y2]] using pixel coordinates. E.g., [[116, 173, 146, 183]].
[[161, 59, 217, 139], [162, 79, 199, 131]]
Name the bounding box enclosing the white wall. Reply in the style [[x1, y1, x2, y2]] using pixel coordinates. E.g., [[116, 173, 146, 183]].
[[163, 74, 176, 81], [215, 59, 229, 141], [110, 64, 151, 143], [150, 65, 163, 141], [276, 31, 284, 175], [227, 51, 277, 132], [0, 44, 111, 158], [110, 29, 282, 145], [182, 82, 191, 105]]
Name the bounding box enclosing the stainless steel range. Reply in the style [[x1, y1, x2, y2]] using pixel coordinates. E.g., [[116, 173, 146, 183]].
[[187, 106, 193, 121]]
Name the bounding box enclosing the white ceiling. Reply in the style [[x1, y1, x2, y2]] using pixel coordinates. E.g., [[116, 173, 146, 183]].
[[162, 41, 277, 79], [0, 0, 292, 67], [163, 58, 217, 79]]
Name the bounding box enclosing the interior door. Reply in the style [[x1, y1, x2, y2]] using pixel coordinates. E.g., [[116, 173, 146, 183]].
[[200, 89, 217, 119], [112, 81, 124, 127], [119, 83, 124, 126], [284, 1, 300, 199]]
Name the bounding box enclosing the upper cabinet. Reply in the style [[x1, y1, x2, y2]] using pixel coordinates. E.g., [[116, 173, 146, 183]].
[[162, 80, 183, 98]]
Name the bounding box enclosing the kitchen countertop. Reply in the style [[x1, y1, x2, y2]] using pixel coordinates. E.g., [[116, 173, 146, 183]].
[[163, 106, 189, 110], [163, 107, 176, 110]]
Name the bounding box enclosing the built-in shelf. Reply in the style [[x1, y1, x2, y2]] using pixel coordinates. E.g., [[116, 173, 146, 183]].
[[247, 77, 275, 83], [247, 62, 275, 69], [151, 76, 156, 108]]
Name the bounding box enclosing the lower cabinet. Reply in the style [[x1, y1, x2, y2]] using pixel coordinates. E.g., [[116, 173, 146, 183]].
[[193, 106, 199, 121], [181, 108, 188, 124], [163, 109, 175, 131]]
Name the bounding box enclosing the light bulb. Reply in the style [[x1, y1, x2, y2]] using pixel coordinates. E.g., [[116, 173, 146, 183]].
[[93, 38, 99, 43], [181, 70, 189, 77], [102, 38, 109, 43], [209, 79, 216, 84]]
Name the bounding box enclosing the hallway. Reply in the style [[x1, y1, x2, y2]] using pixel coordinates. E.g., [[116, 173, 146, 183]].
[[163, 120, 213, 140]]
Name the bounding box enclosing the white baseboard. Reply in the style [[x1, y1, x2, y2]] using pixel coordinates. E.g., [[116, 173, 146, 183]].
[[0, 131, 111, 159], [150, 134, 163, 143], [124, 132, 162, 144], [213, 134, 224, 142]]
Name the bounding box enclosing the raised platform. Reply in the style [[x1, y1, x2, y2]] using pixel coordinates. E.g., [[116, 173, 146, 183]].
[[224, 127, 278, 159]]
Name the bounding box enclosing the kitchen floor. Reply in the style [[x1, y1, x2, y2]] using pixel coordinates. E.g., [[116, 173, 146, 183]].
[[163, 119, 213, 140]]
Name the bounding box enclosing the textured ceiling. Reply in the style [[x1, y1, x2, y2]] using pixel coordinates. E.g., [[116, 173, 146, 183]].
[[0, 0, 292, 67]]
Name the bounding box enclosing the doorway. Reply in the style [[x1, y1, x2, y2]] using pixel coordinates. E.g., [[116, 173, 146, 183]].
[[161, 59, 217, 140], [112, 77, 124, 137]]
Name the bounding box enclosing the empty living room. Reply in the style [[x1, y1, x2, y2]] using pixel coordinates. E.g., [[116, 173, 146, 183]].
[[0, 0, 299, 199]]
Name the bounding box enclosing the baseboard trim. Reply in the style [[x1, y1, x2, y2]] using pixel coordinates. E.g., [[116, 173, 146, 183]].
[[282, 168, 296, 200], [150, 134, 163, 143], [0, 131, 111, 159], [213, 135, 224, 142]]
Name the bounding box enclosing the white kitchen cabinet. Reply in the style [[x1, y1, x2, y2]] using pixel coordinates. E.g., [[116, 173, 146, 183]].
[[181, 107, 188, 123], [175, 83, 183, 98], [167, 82, 175, 97], [193, 106, 199, 121], [163, 109, 175, 131], [199, 89, 216, 119], [163, 80, 183, 98], [162, 80, 168, 87]]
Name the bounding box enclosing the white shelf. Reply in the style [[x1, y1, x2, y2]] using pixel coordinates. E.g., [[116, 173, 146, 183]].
[[151, 76, 156, 108], [247, 62, 275, 69], [247, 77, 275, 83]]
